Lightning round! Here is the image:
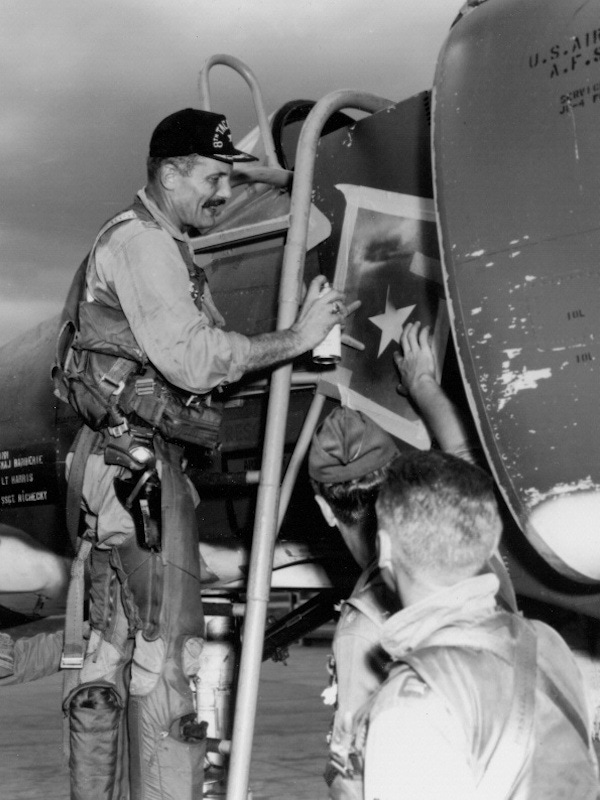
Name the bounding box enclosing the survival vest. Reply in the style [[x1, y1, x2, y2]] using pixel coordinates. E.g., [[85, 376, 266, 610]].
[[347, 613, 594, 800], [52, 199, 222, 450]]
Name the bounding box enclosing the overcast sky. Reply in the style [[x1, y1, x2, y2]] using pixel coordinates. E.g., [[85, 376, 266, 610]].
[[0, 0, 463, 346]]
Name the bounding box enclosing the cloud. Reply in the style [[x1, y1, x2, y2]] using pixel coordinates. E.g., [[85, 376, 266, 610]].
[[0, 222, 85, 347], [0, 299, 61, 347]]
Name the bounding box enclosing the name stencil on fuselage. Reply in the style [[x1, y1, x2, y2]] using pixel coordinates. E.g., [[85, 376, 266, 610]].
[[0, 445, 56, 507]]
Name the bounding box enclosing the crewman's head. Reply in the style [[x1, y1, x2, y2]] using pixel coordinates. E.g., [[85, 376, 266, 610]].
[[309, 406, 399, 568], [376, 450, 502, 597], [146, 108, 256, 232]]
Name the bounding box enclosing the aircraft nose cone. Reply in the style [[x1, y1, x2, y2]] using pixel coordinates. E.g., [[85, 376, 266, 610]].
[[527, 490, 600, 583]]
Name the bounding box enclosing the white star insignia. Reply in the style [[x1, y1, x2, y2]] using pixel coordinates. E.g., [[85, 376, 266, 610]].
[[368, 287, 416, 357]]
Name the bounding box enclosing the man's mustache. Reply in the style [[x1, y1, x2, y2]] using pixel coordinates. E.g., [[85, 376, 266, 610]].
[[203, 198, 226, 209]]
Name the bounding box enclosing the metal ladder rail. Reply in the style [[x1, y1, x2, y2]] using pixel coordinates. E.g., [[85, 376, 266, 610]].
[[198, 54, 280, 169], [226, 89, 394, 800]]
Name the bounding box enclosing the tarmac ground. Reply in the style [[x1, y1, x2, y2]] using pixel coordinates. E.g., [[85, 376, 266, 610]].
[[0, 623, 331, 800], [4, 607, 600, 799]]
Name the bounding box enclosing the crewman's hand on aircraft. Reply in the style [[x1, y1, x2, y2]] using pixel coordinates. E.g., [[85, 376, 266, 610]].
[[292, 275, 347, 350], [395, 321, 481, 458], [393, 321, 437, 398]]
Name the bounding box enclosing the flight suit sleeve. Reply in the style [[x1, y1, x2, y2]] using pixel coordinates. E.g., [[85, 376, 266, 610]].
[[0, 630, 63, 685], [333, 620, 386, 727], [329, 610, 387, 774], [95, 225, 252, 394]]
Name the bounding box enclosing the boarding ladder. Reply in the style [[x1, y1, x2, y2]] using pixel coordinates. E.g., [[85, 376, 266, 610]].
[[198, 54, 393, 800]]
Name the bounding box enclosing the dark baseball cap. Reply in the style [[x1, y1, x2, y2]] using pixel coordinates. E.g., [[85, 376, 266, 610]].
[[149, 108, 258, 164]]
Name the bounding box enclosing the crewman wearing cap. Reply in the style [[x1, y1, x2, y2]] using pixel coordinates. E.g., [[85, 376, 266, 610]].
[[60, 108, 347, 800], [309, 407, 402, 800]]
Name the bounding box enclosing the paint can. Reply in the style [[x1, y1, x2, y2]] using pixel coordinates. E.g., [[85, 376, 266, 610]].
[[313, 284, 341, 364]]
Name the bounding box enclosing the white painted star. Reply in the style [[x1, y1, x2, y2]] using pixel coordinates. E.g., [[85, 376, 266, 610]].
[[368, 287, 416, 357]]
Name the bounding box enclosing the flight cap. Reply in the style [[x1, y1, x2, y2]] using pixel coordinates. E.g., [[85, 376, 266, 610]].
[[309, 407, 399, 484], [149, 108, 258, 164]]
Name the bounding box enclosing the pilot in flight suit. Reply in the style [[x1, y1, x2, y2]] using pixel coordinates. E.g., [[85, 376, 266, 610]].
[[59, 108, 347, 800]]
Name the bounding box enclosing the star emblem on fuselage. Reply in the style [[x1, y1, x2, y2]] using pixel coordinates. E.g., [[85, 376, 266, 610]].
[[368, 286, 416, 357]]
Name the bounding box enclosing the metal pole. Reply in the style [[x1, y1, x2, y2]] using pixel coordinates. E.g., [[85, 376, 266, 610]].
[[277, 391, 326, 531], [225, 90, 393, 800]]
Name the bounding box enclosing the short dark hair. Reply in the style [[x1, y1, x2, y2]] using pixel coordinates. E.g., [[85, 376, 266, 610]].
[[310, 463, 391, 527], [376, 450, 501, 582], [146, 154, 202, 184]]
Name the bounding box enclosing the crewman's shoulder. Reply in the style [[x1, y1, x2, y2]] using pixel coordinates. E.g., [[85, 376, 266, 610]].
[[337, 598, 386, 642]]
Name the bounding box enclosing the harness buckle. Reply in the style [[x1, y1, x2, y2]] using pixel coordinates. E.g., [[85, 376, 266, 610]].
[[100, 374, 126, 397], [108, 421, 129, 438], [135, 377, 156, 396], [60, 654, 85, 670]]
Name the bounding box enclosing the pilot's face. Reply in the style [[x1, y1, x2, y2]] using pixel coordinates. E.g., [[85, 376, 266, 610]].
[[171, 156, 232, 232]]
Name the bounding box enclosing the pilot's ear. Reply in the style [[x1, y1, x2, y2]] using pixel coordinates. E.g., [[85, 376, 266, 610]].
[[159, 162, 178, 190], [314, 494, 338, 528]]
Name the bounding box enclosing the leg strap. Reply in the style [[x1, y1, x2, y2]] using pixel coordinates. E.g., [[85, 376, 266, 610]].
[[61, 538, 93, 670], [66, 424, 102, 550], [62, 424, 103, 671]]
